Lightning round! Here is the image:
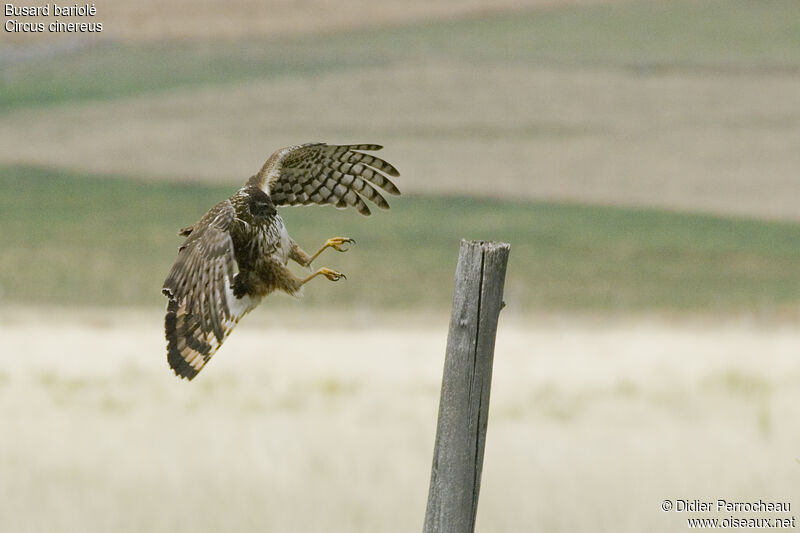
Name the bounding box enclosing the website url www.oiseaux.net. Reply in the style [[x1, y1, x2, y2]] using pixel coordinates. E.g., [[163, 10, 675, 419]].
[[687, 516, 796, 529]]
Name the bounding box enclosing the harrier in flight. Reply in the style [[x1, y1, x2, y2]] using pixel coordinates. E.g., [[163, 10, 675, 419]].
[[162, 143, 400, 380]]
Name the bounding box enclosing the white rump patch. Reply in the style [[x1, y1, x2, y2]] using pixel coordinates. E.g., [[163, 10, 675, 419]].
[[224, 275, 256, 319]]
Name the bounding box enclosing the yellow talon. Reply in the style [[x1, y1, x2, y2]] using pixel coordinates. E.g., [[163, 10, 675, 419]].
[[319, 267, 346, 281], [326, 237, 355, 252], [301, 267, 346, 285], [307, 237, 356, 265]]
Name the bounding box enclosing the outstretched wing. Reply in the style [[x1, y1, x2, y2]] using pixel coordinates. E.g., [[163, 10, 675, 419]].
[[247, 143, 400, 216], [162, 200, 250, 380]]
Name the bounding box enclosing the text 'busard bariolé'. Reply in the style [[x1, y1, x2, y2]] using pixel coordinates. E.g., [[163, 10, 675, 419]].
[[5, 3, 103, 33]]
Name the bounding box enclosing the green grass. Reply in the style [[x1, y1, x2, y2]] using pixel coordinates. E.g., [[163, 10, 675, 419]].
[[1, 0, 799, 110], [2, 165, 799, 315]]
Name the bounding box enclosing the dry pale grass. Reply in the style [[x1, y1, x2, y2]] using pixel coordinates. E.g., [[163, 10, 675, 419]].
[[0, 0, 628, 44], [1, 307, 799, 532], [1, 62, 799, 220]]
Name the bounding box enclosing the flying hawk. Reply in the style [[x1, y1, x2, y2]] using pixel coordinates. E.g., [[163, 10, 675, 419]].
[[162, 143, 400, 380]]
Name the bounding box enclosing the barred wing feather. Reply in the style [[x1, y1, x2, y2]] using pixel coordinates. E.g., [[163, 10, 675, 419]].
[[161, 201, 251, 380], [248, 143, 400, 216]]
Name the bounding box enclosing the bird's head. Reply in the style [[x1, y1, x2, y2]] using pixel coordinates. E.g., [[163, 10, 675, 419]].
[[244, 186, 277, 218]]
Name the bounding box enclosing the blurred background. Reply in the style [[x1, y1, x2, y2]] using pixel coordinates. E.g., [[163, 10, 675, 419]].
[[1, 1, 799, 531]]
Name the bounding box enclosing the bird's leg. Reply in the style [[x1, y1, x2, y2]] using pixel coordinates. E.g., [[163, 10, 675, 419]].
[[288, 240, 314, 268], [263, 260, 344, 297], [301, 267, 346, 285], [305, 237, 355, 266]]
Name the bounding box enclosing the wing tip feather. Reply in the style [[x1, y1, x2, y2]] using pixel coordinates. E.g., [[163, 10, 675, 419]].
[[164, 298, 203, 381]]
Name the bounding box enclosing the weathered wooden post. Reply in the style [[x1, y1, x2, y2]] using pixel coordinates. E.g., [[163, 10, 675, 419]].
[[423, 240, 511, 533]]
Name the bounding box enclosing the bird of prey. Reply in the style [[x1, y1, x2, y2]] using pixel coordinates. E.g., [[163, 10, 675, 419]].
[[162, 143, 400, 380]]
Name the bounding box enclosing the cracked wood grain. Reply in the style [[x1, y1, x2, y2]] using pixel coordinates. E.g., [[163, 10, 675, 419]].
[[423, 240, 511, 533]]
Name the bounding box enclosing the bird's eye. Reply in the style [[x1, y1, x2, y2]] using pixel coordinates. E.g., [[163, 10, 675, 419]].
[[251, 199, 273, 216]]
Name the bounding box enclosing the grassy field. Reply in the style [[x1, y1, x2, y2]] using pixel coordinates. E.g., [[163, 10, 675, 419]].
[[2, 0, 799, 111], [2, 165, 799, 315], [1, 312, 799, 532], [1, 1, 798, 221], [2, 3, 799, 531]]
